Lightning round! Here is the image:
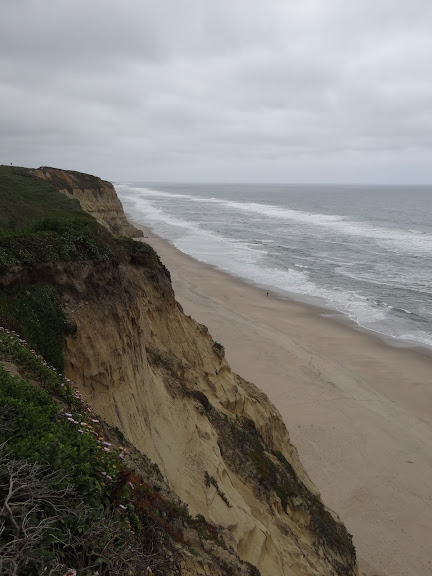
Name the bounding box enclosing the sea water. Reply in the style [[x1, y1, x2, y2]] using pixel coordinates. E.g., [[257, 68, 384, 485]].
[[115, 182, 432, 351]]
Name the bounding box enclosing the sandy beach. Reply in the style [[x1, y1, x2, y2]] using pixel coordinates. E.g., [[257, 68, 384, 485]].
[[137, 224, 432, 576]]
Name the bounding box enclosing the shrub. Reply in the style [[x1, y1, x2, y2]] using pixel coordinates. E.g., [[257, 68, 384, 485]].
[[0, 217, 112, 274], [0, 284, 76, 372], [0, 366, 119, 504]]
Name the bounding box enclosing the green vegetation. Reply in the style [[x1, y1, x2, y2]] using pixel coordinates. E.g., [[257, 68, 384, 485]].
[[204, 471, 232, 508], [68, 169, 104, 190], [0, 217, 113, 274], [0, 366, 118, 502], [212, 340, 225, 359], [0, 166, 114, 275], [0, 330, 184, 575], [0, 284, 76, 372], [0, 165, 85, 230], [0, 328, 76, 408], [0, 344, 131, 574], [115, 235, 156, 262], [226, 417, 299, 510]]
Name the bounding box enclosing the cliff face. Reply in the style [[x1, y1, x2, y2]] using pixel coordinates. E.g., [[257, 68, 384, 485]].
[[31, 166, 143, 238], [62, 247, 358, 575], [0, 166, 359, 575]]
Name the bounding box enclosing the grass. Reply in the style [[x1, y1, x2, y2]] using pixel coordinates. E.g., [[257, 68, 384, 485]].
[[0, 165, 88, 231], [0, 165, 114, 274], [0, 284, 76, 372]]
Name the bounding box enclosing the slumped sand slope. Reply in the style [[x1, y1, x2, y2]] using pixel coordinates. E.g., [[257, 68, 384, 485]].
[[138, 225, 432, 576]]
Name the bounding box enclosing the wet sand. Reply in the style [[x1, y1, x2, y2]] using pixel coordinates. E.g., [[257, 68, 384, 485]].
[[138, 225, 432, 576]]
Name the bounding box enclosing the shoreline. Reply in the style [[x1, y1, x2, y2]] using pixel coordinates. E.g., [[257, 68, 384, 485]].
[[139, 223, 432, 360], [236, 277, 432, 357], [135, 221, 432, 576]]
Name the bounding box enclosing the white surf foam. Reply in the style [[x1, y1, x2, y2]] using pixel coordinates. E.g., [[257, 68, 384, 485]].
[[117, 184, 432, 256], [115, 184, 432, 351]]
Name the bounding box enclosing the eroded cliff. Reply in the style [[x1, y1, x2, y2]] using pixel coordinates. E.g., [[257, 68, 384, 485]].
[[57, 183, 358, 575], [0, 166, 359, 576], [31, 166, 143, 238]]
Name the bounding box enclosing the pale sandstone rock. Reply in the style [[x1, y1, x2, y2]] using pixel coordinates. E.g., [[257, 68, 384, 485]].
[[64, 259, 358, 576]]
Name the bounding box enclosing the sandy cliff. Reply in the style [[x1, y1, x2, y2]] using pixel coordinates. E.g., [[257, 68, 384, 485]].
[[4, 167, 358, 575], [62, 255, 356, 576], [30, 173, 358, 576], [31, 166, 143, 238]]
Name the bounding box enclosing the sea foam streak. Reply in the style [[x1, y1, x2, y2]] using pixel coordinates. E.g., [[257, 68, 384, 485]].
[[119, 185, 432, 256]]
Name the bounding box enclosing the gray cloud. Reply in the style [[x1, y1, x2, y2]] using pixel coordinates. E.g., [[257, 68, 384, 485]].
[[1, 0, 432, 183]]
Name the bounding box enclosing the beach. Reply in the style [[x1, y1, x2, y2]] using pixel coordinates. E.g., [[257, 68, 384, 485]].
[[138, 225, 432, 576]]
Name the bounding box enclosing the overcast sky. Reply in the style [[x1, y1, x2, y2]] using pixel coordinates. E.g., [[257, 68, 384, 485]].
[[1, 0, 432, 184]]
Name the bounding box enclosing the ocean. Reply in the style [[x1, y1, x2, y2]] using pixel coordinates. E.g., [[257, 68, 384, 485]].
[[115, 182, 432, 351]]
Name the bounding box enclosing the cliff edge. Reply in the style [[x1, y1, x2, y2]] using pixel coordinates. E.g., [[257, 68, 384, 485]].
[[31, 166, 143, 238], [0, 166, 359, 576]]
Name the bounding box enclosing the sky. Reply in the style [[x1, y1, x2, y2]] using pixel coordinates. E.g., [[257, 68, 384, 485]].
[[1, 0, 432, 184]]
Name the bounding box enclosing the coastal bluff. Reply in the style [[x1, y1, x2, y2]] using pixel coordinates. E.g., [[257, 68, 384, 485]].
[[31, 166, 143, 238], [0, 166, 359, 576]]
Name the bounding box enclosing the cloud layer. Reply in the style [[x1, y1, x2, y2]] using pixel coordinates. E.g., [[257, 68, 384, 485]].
[[1, 0, 432, 183]]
